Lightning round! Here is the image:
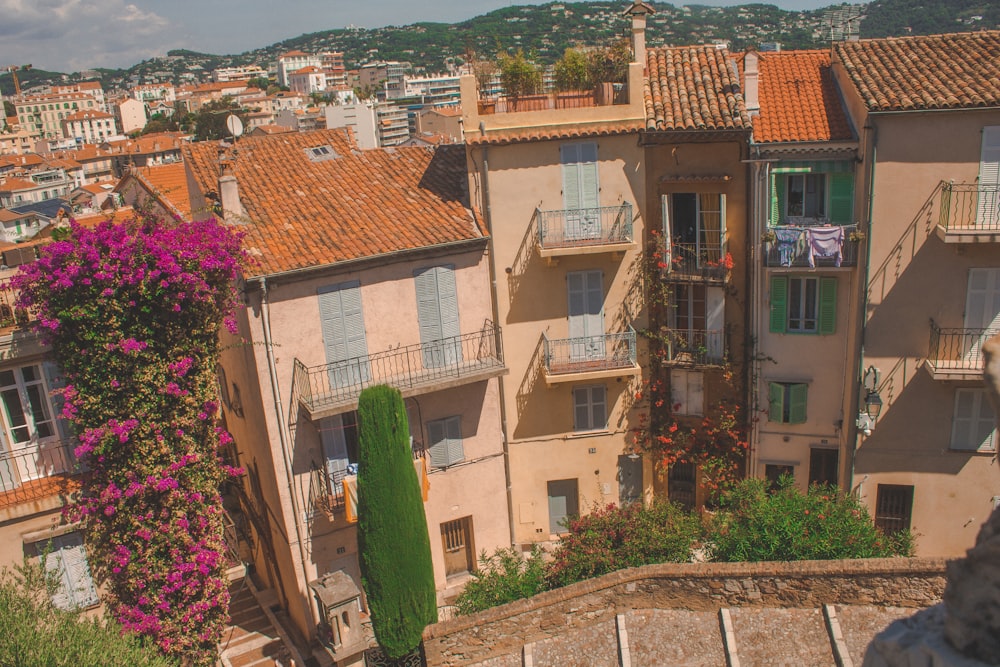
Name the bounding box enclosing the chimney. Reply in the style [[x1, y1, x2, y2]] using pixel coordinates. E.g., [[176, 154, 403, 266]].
[[218, 160, 245, 222], [624, 1, 655, 66], [744, 50, 760, 114]]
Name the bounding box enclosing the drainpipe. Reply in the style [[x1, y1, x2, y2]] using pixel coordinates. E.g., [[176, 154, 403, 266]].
[[478, 123, 517, 548], [257, 275, 316, 633]]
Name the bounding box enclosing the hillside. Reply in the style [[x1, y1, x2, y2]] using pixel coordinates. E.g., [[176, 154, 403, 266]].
[[2, 0, 998, 96]]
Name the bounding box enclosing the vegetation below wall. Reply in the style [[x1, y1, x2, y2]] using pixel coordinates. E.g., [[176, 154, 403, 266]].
[[455, 477, 913, 615]]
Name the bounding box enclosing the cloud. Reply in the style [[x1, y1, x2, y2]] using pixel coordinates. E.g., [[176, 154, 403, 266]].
[[0, 0, 174, 72]]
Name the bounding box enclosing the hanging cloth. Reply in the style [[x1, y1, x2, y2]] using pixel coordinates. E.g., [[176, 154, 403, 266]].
[[806, 225, 845, 267]]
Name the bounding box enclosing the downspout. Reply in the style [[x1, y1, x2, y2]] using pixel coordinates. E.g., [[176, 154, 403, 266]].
[[478, 122, 517, 547], [257, 275, 316, 630], [849, 123, 877, 496]]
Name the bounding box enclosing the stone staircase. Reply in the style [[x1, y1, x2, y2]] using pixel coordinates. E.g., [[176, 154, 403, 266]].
[[219, 581, 296, 667]]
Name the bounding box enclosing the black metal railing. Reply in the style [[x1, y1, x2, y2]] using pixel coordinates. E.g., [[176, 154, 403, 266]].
[[927, 320, 998, 373], [543, 327, 637, 376], [661, 242, 729, 281], [294, 321, 504, 415], [762, 224, 860, 268], [663, 328, 727, 366], [0, 439, 81, 508], [536, 202, 633, 250], [939, 182, 1000, 231], [308, 447, 424, 520]]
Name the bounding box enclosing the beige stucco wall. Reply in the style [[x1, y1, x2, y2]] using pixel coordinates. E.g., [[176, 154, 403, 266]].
[[468, 132, 648, 544], [220, 243, 510, 641], [834, 97, 1000, 555]]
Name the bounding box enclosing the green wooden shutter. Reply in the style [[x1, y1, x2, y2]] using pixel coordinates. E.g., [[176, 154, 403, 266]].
[[769, 276, 788, 334], [829, 172, 854, 224], [818, 277, 838, 335], [770, 173, 784, 226], [768, 382, 784, 422], [789, 384, 808, 424]]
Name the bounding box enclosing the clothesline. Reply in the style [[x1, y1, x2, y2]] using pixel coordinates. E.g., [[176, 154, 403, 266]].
[[769, 224, 846, 267]]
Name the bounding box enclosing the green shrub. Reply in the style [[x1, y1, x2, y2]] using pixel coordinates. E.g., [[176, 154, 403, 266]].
[[546, 500, 701, 588], [708, 476, 914, 562], [497, 49, 542, 102], [356, 385, 436, 659], [455, 546, 547, 615], [554, 48, 591, 91]]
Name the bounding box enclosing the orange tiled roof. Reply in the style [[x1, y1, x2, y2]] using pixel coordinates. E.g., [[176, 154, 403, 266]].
[[835, 31, 1000, 112], [754, 50, 854, 143], [183, 129, 485, 277], [644, 45, 751, 132], [128, 163, 192, 220], [0, 177, 37, 192], [468, 121, 644, 146], [64, 110, 113, 121]]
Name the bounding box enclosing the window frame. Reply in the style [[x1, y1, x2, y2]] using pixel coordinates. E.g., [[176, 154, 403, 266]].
[[0, 364, 57, 446], [572, 384, 607, 432]]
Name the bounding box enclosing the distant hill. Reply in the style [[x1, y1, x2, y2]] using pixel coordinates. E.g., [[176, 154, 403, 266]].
[[2, 0, 997, 96]]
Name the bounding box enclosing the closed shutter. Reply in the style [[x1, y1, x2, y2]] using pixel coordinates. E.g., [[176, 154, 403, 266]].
[[768, 382, 783, 422], [769, 276, 788, 334], [789, 383, 808, 424], [951, 388, 997, 451], [46, 533, 98, 610], [828, 172, 854, 224], [547, 479, 579, 534], [719, 194, 727, 254], [978, 127, 1000, 225], [661, 195, 673, 273], [567, 270, 604, 359], [320, 414, 349, 477], [415, 265, 462, 368], [671, 369, 704, 416], [428, 416, 463, 468], [561, 143, 599, 211], [318, 281, 370, 388], [818, 277, 838, 335]]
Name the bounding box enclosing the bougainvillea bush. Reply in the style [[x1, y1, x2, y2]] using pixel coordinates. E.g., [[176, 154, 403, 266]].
[[14, 213, 244, 665]]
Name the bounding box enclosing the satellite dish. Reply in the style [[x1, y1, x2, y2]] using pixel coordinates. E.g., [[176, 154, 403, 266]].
[[226, 114, 244, 138]]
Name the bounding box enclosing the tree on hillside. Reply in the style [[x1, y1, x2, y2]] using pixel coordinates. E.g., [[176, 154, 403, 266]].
[[191, 97, 248, 141], [356, 385, 436, 659], [13, 210, 245, 665]]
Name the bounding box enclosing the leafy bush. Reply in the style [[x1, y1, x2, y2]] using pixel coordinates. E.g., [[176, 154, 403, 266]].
[[708, 477, 914, 562], [546, 500, 701, 588], [497, 49, 542, 101], [0, 561, 176, 667], [356, 385, 436, 658], [554, 48, 590, 91], [455, 546, 547, 615]]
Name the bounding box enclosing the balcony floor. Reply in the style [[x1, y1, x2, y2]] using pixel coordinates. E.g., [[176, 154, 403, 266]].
[[924, 360, 984, 381], [538, 240, 636, 260], [936, 226, 1000, 244], [0, 473, 81, 521], [544, 359, 640, 385]]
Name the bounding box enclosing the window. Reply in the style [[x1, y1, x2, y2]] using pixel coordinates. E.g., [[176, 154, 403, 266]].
[[769, 276, 837, 334], [951, 388, 997, 452], [317, 281, 369, 388], [547, 479, 579, 534], [319, 412, 360, 479], [414, 265, 461, 368], [765, 463, 794, 490], [40, 532, 99, 610], [573, 385, 606, 431], [662, 192, 727, 272], [874, 484, 913, 534], [768, 382, 808, 424], [427, 415, 463, 468], [808, 447, 839, 487], [667, 462, 696, 509], [770, 167, 854, 225], [670, 369, 704, 416], [0, 365, 56, 444], [786, 174, 826, 218]]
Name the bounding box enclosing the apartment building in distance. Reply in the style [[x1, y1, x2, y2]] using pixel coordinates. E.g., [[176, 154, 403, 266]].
[[832, 32, 1000, 557], [14, 92, 101, 140], [277, 51, 322, 87], [745, 50, 864, 497], [183, 129, 510, 654], [61, 110, 119, 145]]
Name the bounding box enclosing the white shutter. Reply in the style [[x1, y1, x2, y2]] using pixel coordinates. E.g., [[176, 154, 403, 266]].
[[561, 144, 582, 211], [415, 266, 462, 368], [428, 416, 463, 468], [445, 416, 464, 465], [706, 287, 725, 360], [661, 195, 673, 274], [46, 533, 98, 610], [671, 369, 704, 416], [318, 281, 370, 387], [719, 193, 727, 254], [320, 415, 349, 477], [951, 388, 997, 451], [978, 127, 1000, 225]]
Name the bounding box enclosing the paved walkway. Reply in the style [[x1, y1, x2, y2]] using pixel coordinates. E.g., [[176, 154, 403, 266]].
[[219, 580, 297, 667]]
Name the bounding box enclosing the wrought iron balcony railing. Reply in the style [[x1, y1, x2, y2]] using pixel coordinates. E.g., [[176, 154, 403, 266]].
[[536, 202, 633, 251], [543, 327, 637, 377], [294, 321, 504, 417], [308, 447, 425, 521], [762, 224, 860, 268], [661, 242, 729, 281], [939, 182, 1000, 232], [663, 328, 727, 366], [926, 320, 998, 377], [0, 439, 82, 509]]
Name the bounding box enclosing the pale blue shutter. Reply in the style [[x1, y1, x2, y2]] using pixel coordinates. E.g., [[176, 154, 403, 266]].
[[561, 143, 600, 239], [415, 265, 462, 368], [320, 415, 349, 478], [46, 533, 98, 610], [567, 271, 604, 359], [427, 416, 463, 468], [318, 281, 370, 388]]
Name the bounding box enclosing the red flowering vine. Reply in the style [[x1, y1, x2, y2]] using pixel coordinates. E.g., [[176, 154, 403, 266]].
[[14, 211, 245, 665]]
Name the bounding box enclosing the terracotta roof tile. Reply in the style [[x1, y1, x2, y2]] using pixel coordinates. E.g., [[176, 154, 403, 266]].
[[127, 163, 192, 220], [467, 121, 643, 146], [835, 31, 1000, 112], [754, 50, 854, 143], [644, 45, 751, 131], [183, 129, 485, 278]]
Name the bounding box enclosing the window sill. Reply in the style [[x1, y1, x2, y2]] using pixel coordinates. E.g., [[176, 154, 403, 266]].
[[948, 447, 997, 455], [568, 429, 610, 439]]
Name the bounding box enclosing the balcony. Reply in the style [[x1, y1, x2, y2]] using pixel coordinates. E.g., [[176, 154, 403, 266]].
[[477, 84, 628, 115], [936, 182, 1000, 243], [542, 327, 640, 385], [536, 202, 635, 260], [662, 328, 727, 366], [925, 320, 996, 380], [762, 224, 860, 268], [0, 439, 82, 519], [308, 450, 425, 521], [661, 242, 730, 283], [293, 321, 506, 420]]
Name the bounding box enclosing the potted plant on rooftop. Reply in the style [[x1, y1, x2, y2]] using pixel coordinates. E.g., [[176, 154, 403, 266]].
[[497, 49, 542, 112]]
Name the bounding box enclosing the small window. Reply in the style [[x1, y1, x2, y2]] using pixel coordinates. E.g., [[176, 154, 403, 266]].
[[764, 463, 794, 491], [770, 276, 837, 335], [573, 385, 606, 431], [427, 415, 464, 468], [670, 369, 704, 416], [951, 388, 997, 452], [40, 532, 100, 610], [786, 173, 827, 219], [768, 382, 808, 424], [808, 447, 839, 487], [874, 484, 913, 534]]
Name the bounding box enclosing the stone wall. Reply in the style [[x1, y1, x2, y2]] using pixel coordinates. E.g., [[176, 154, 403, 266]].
[[422, 558, 947, 666]]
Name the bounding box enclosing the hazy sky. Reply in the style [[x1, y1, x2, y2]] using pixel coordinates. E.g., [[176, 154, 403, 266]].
[[1, 0, 844, 74]]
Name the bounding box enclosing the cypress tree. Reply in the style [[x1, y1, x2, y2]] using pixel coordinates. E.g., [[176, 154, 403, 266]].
[[356, 385, 437, 659]]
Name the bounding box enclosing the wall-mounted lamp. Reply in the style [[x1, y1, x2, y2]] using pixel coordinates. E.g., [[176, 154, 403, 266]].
[[856, 365, 883, 437]]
